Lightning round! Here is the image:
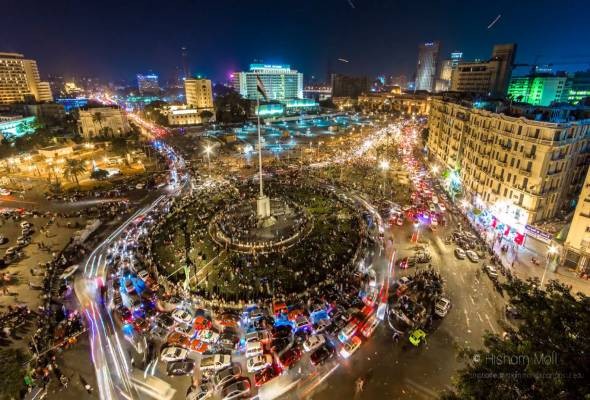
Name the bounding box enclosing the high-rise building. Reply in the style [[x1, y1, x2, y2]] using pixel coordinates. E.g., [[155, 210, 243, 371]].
[[184, 78, 214, 109], [0, 52, 53, 104], [330, 74, 370, 98], [233, 64, 303, 101], [508, 74, 568, 106], [450, 44, 516, 97], [564, 166, 590, 272], [450, 51, 463, 69], [427, 95, 590, 231], [136, 74, 160, 95], [415, 42, 440, 92], [435, 60, 453, 92], [565, 70, 590, 104]]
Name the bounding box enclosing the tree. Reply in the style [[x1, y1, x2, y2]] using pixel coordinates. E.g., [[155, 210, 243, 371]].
[[0, 348, 28, 399], [199, 110, 214, 123], [441, 278, 590, 400], [90, 168, 109, 180], [63, 159, 87, 187], [214, 89, 249, 123]]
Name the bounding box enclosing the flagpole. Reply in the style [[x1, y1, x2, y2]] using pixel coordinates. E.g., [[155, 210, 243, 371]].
[[257, 96, 264, 197]]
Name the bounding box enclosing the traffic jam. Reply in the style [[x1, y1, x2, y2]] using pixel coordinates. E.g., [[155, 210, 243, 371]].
[[103, 201, 385, 399]]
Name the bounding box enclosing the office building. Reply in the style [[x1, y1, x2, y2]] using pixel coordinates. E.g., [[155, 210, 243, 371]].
[[427, 95, 590, 239], [184, 78, 214, 109], [232, 64, 303, 101], [563, 167, 590, 273], [0, 52, 53, 104], [136, 74, 160, 95], [508, 74, 568, 106], [331, 74, 370, 98], [0, 115, 37, 142], [415, 42, 440, 92], [435, 60, 453, 92], [450, 44, 516, 97], [77, 106, 132, 138], [565, 70, 590, 104], [450, 51, 463, 69]]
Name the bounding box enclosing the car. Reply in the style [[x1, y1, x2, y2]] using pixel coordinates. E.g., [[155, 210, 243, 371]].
[[0, 236, 8, 244], [485, 265, 499, 279], [314, 319, 330, 333], [167, 359, 195, 376], [221, 378, 251, 400], [198, 329, 220, 344], [160, 346, 189, 362], [214, 365, 241, 389], [270, 337, 291, 354], [310, 344, 335, 366], [137, 270, 150, 281], [338, 320, 359, 343], [254, 366, 279, 387], [133, 318, 150, 333], [245, 330, 271, 344], [303, 334, 326, 352], [434, 297, 451, 318], [189, 338, 209, 353], [246, 354, 273, 373], [175, 323, 197, 338], [409, 329, 427, 347], [279, 347, 302, 369], [219, 329, 240, 350], [339, 336, 362, 358], [135, 183, 144, 190], [116, 305, 133, 324], [454, 247, 466, 260], [295, 315, 311, 331], [217, 312, 240, 328], [20, 221, 31, 229], [0, 188, 11, 196], [172, 309, 193, 324], [360, 314, 380, 338], [16, 237, 29, 246], [193, 315, 212, 331], [167, 332, 191, 348], [271, 325, 292, 339], [465, 250, 479, 262], [187, 383, 213, 400], [124, 279, 135, 293], [156, 313, 175, 329]]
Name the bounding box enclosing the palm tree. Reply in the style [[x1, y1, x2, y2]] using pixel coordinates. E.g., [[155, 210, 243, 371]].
[[92, 112, 104, 134], [63, 159, 87, 187]]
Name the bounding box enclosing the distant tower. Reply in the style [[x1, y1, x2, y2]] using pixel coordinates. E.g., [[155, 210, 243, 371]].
[[181, 47, 190, 80], [415, 41, 440, 92]]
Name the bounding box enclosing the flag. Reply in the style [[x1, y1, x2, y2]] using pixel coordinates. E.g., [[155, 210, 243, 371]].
[[256, 75, 268, 101]]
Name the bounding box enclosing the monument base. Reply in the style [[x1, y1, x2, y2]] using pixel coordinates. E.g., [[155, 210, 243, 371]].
[[257, 195, 271, 219]]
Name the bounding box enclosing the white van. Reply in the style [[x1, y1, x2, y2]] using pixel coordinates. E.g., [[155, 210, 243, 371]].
[[245, 340, 263, 358], [360, 314, 380, 338]]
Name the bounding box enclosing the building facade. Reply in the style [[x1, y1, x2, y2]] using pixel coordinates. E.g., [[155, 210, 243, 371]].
[[508, 74, 568, 106], [358, 92, 431, 115], [0, 52, 53, 104], [233, 64, 303, 101], [427, 96, 590, 236], [415, 42, 440, 92], [77, 106, 132, 138], [565, 70, 590, 104], [563, 167, 590, 273], [450, 44, 516, 97], [185, 78, 214, 109], [136, 74, 160, 95]]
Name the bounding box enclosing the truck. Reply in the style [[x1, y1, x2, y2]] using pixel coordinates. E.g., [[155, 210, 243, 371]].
[[199, 354, 232, 372]]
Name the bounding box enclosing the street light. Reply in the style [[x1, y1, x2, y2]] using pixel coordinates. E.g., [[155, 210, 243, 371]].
[[379, 160, 390, 171], [203, 145, 213, 172], [431, 165, 440, 175]]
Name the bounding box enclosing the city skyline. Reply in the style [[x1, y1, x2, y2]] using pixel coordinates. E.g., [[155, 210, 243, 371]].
[[2, 0, 590, 83]]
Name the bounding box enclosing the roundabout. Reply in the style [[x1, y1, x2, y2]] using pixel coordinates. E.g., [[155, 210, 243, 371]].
[[151, 174, 370, 303]]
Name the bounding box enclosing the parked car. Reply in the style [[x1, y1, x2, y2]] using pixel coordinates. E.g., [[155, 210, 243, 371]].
[[454, 247, 466, 260], [214, 365, 241, 389], [172, 309, 193, 324], [200, 354, 232, 372], [246, 354, 273, 373], [279, 347, 302, 369], [485, 265, 499, 279], [465, 250, 479, 262], [221, 378, 250, 400], [303, 334, 326, 352], [167, 360, 195, 376], [339, 336, 361, 359], [254, 366, 279, 387], [198, 329, 220, 344], [310, 344, 335, 366], [160, 346, 189, 362]]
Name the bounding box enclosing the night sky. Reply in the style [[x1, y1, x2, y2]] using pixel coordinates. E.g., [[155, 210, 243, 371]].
[[2, 0, 589, 84]]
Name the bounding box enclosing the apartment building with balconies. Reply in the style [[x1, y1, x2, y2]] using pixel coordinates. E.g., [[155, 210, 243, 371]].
[[427, 95, 590, 232]]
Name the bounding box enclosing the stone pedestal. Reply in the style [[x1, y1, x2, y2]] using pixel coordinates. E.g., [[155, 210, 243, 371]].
[[257, 195, 271, 219]]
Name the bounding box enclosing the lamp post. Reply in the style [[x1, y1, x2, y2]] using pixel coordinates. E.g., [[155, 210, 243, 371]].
[[541, 245, 559, 286], [203, 145, 213, 174]]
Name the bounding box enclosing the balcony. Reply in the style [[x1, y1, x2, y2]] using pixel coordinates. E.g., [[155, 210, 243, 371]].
[[524, 153, 536, 160], [519, 168, 532, 177]]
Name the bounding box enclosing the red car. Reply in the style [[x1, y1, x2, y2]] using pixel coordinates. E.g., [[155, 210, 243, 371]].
[[279, 347, 302, 369], [254, 366, 280, 387]]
